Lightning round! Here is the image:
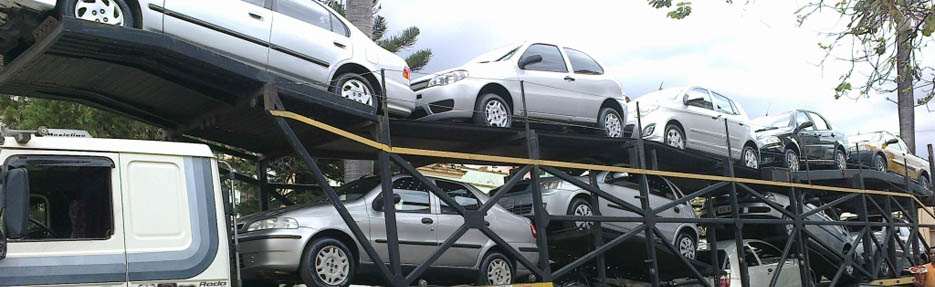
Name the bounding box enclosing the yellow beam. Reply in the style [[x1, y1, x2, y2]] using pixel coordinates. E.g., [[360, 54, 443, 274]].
[[869, 277, 915, 286]]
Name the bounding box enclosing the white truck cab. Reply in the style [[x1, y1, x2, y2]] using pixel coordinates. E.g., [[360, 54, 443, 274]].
[[0, 133, 235, 286]]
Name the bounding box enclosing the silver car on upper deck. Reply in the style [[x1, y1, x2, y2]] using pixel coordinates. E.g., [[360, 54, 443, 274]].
[[629, 86, 760, 168], [409, 42, 628, 137], [0, 0, 416, 116]]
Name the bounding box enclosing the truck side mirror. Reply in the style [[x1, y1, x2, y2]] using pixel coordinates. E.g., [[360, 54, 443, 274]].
[[795, 121, 814, 133], [3, 168, 29, 240], [372, 194, 402, 211], [518, 55, 543, 70]]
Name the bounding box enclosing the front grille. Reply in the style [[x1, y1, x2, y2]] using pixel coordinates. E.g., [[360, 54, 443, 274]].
[[508, 204, 533, 215], [411, 80, 429, 91], [624, 124, 635, 138], [429, 99, 454, 114]]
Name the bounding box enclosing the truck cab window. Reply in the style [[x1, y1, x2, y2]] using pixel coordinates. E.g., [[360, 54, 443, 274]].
[[9, 156, 114, 241]]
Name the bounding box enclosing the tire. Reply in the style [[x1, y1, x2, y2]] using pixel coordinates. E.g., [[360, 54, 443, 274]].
[[473, 93, 512, 128], [741, 145, 759, 169], [784, 148, 800, 172], [873, 153, 888, 173], [477, 251, 514, 285], [675, 230, 696, 260], [664, 124, 686, 150], [566, 197, 593, 230], [834, 149, 847, 170], [920, 174, 931, 191], [62, 0, 137, 27], [333, 73, 378, 113], [597, 107, 623, 138], [299, 238, 355, 287]]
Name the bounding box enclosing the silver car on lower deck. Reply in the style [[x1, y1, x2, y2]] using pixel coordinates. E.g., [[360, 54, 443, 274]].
[[495, 171, 699, 259], [237, 175, 539, 286]]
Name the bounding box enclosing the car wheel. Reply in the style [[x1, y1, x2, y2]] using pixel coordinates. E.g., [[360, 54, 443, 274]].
[[597, 107, 623, 138], [299, 238, 355, 287], [874, 153, 888, 172], [741, 145, 759, 169], [675, 231, 696, 260], [919, 174, 931, 191], [879, 261, 891, 278], [834, 149, 847, 170], [473, 93, 512, 128], [63, 0, 136, 27], [566, 197, 594, 230], [334, 73, 377, 112], [477, 251, 514, 285], [664, 124, 686, 150], [784, 148, 800, 172]]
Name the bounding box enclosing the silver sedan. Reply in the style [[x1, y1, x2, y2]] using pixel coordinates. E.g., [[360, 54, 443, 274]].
[[630, 86, 760, 168], [495, 171, 700, 259], [2, 0, 416, 116], [237, 175, 539, 286], [410, 42, 628, 137]]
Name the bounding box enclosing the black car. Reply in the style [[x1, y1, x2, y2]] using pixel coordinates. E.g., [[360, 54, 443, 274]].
[[753, 110, 849, 171]]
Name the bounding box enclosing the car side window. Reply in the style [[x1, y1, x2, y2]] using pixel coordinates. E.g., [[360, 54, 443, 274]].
[[437, 180, 481, 214], [886, 139, 903, 151], [685, 88, 714, 110], [605, 172, 640, 190], [795, 112, 815, 130], [744, 246, 761, 267], [242, 0, 267, 7], [748, 242, 783, 265], [331, 14, 349, 37], [275, 0, 331, 31], [387, 177, 431, 213], [564, 48, 604, 75], [608, 173, 675, 200], [647, 176, 677, 200], [518, 44, 568, 73], [809, 112, 830, 130], [711, 92, 736, 115]]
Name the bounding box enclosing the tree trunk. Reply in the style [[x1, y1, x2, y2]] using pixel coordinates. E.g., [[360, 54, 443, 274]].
[[346, 0, 373, 37], [896, 16, 915, 154]]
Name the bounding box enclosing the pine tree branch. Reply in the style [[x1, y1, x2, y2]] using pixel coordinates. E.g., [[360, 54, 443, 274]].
[[377, 27, 420, 53], [372, 15, 386, 41], [405, 49, 432, 71]]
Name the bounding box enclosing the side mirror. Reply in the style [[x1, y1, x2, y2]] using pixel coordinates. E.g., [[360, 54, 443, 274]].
[[518, 55, 543, 69], [3, 168, 29, 240], [683, 94, 706, 106], [372, 194, 402, 211], [884, 138, 899, 146], [795, 121, 814, 133]]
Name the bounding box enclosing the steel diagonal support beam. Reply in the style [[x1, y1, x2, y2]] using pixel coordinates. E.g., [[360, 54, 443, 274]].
[[479, 165, 533, 213], [540, 166, 645, 216], [589, 172, 607, 287], [649, 227, 712, 287], [478, 225, 544, 277], [653, 181, 729, 215], [859, 194, 878, 279], [800, 193, 859, 218], [529, 165, 552, 281], [788, 181, 812, 286], [404, 224, 470, 285], [768, 228, 799, 287], [390, 154, 469, 216], [552, 224, 647, 278], [868, 229, 899, 276], [736, 183, 795, 218], [271, 116, 395, 284]]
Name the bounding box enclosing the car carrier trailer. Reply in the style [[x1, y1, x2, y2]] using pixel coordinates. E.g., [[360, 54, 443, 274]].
[[0, 12, 934, 287]]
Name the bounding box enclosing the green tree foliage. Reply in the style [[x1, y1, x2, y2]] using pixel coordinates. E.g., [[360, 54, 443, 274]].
[[0, 96, 161, 139], [328, 0, 433, 71]]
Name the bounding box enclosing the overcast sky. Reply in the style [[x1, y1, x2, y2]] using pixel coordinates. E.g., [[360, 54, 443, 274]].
[[377, 0, 935, 155]]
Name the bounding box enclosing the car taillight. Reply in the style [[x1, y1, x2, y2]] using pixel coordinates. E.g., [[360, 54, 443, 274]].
[[403, 66, 411, 81], [530, 223, 537, 239], [718, 270, 731, 287]]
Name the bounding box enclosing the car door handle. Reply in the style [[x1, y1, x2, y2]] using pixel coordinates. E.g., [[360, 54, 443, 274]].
[[564, 76, 576, 82], [421, 218, 433, 224], [674, 206, 681, 213], [767, 268, 774, 273], [738, 122, 745, 126], [248, 12, 263, 20], [333, 41, 346, 48]]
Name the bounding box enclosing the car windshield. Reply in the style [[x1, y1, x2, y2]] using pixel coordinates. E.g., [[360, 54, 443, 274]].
[[471, 44, 523, 63], [754, 112, 792, 129], [335, 177, 380, 202], [850, 132, 882, 142]]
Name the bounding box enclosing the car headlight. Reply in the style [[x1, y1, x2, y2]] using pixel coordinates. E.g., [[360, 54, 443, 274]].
[[246, 217, 299, 232], [758, 136, 781, 147], [427, 70, 469, 88], [764, 192, 777, 202], [540, 181, 562, 193]]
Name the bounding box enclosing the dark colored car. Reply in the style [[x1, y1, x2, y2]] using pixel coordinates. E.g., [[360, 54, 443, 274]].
[[753, 110, 849, 171]]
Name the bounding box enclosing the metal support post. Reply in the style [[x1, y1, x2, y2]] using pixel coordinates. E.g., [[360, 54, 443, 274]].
[[633, 102, 661, 287], [589, 172, 607, 286], [257, 157, 270, 211], [723, 119, 750, 287], [886, 197, 897, 280], [521, 81, 551, 281], [377, 69, 403, 283]]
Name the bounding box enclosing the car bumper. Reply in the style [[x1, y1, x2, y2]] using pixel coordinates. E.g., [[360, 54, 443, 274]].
[[497, 191, 571, 217], [409, 80, 486, 121], [0, 0, 55, 11], [385, 79, 417, 117], [237, 228, 314, 279], [759, 144, 785, 167]]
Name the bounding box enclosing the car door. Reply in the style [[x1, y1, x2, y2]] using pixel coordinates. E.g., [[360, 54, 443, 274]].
[[563, 47, 616, 123], [794, 111, 821, 162], [740, 244, 768, 287], [163, 0, 272, 69], [748, 241, 800, 287], [515, 43, 581, 121], [711, 91, 746, 158], [598, 171, 644, 234], [369, 177, 436, 265], [679, 88, 722, 154], [808, 112, 837, 163], [884, 138, 908, 175], [646, 176, 684, 242], [269, 0, 352, 85], [433, 180, 489, 267]]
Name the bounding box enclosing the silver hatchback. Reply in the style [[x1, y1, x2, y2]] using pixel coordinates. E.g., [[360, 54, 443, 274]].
[[237, 175, 539, 287]]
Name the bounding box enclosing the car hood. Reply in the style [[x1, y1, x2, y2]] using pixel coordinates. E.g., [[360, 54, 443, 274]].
[[412, 60, 516, 83], [239, 200, 334, 223], [755, 127, 794, 139]]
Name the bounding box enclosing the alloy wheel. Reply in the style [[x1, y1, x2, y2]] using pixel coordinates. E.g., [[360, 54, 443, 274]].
[[484, 100, 510, 127], [743, 147, 759, 169], [678, 235, 696, 259], [835, 151, 847, 170], [315, 246, 350, 285], [786, 150, 800, 172], [603, 112, 622, 138], [74, 0, 125, 26], [573, 203, 594, 230], [665, 128, 685, 149], [486, 258, 512, 285], [341, 79, 374, 107], [875, 155, 887, 172], [921, 176, 931, 191]]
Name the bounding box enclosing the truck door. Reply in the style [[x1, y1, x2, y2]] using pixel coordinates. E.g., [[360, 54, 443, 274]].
[[0, 152, 127, 287]]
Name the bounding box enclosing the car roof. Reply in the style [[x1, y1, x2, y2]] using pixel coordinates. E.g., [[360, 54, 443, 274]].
[[1, 136, 214, 158]]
